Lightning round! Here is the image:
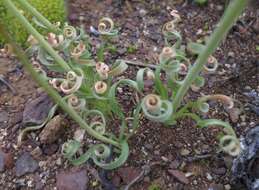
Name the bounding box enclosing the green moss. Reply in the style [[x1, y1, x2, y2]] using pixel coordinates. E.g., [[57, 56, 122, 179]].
[[148, 184, 161, 190], [126, 44, 138, 54], [0, 0, 66, 46]]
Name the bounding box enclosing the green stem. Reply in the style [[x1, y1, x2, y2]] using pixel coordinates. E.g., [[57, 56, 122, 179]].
[[0, 23, 120, 148], [3, 0, 70, 71], [172, 0, 249, 112], [16, 0, 61, 33]]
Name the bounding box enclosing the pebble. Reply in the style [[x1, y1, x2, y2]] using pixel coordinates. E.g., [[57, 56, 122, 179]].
[[0, 150, 5, 172], [56, 168, 88, 190], [209, 183, 224, 190], [193, 180, 198, 185], [15, 152, 38, 177], [228, 107, 241, 123], [180, 148, 190, 156], [169, 160, 181, 169], [73, 128, 85, 142], [224, 184, 231, 190], [252, 18, 259, 33], [31, 147, 43, 159], [22, 93, 54, 125], [206, 173, 213, 181], [212, 167, 226, 175], [139, 9, 147, 16], [117, 167, 141, 184], [0, 150, 13, 172], [39, 115, 65, 144], [168, 170, 189, 184], [0, 110, 8, 123], [56, 158, 62, 166]]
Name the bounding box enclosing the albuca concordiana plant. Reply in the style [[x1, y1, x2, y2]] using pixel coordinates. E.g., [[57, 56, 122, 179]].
[[0, 0, 249, 169]]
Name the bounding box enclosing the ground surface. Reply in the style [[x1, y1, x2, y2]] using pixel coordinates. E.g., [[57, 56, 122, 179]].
[[0, 0, 259, 190]]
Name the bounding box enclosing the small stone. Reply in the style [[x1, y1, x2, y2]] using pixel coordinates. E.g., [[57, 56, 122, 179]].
[[212, 167, 226, 175], [206, 173, 213, 181], [56, 168, 88, 190], [111, 174, 121, 187], [73, 128, 85, 142], [117, 167, 141, 184], [252, 18, 259, 34], [144, 143, 153, 150], [139, 9, 147, 16], [169, 160, 181, 169], [193, 180, 198, 185], [228, 108, 241, 123], [180, 148, 190, 156], [56, 158, 62, 166], [209, 183, 224, 190], [216, 5, 224, 11], [0, 150, 5, 172], [31, 147, 42, 159], [144, 176, 150, 182], [23, 93, 54, 125], [4, 152, 14, 170], [224, 184, 231, 190], [227, 51, 235, 58], [15, 152, 38, 177], [168, 170, 189, 184], [42, 144, 59, 155], [0, 150, 14, 172], [223, 156, 233, 169], [39, 115, 65, 144], [0, 110, 8, 123]]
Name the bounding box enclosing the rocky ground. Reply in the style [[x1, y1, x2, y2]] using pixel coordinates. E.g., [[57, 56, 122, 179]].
[[0, 0, 259, 189]]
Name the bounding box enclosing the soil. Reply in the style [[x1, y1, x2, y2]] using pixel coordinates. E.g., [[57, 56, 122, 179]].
[[0, 0, 259, 190]]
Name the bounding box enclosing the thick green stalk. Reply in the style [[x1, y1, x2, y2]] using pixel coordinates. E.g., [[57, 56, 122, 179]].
[[0, 23, 120, 148], [3, 0, 70, 71], [172, 0, 249, 111], [16, 0, 61, 33]]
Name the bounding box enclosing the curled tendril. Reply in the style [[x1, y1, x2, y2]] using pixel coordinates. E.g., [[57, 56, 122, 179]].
[[162, 21, 175, 34], [27, 35, 38, 46], [170, 10, 181, 23], [67, 94, 86, 112], [63, 24, 77, 39], [62, 139, 129, 170], [191, 76, 205, 92], [219, 135, 241, 156], [94, 81, 108, 95], [197, 119, 240, 156], [108, 60, 128, 77], [98, 17, 118, 36], [90, 121, 106, 135], [71, 41, 86, 59], [178, 63, 188, 75], [60, 70, 84, 94], [0, 43, 14, 57], [141, 94, 173, 122], [18, 105, 57, 146], [159, 47, 176, 63], [136, 68, 155, 90], [31, 61, 47, 77], [82, 109, 106, 134], [197, 94, 234, 113], [47, 33, 64, 47], [162, 21, 182, 47], [96, 62, 110, 80], [49, 78, 64, 91], [203, 55, 218, 73]]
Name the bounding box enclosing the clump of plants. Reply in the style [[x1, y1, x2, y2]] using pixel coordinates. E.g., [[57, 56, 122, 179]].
[[0, 0, 66, 45], [1, 0, 249, 169]]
